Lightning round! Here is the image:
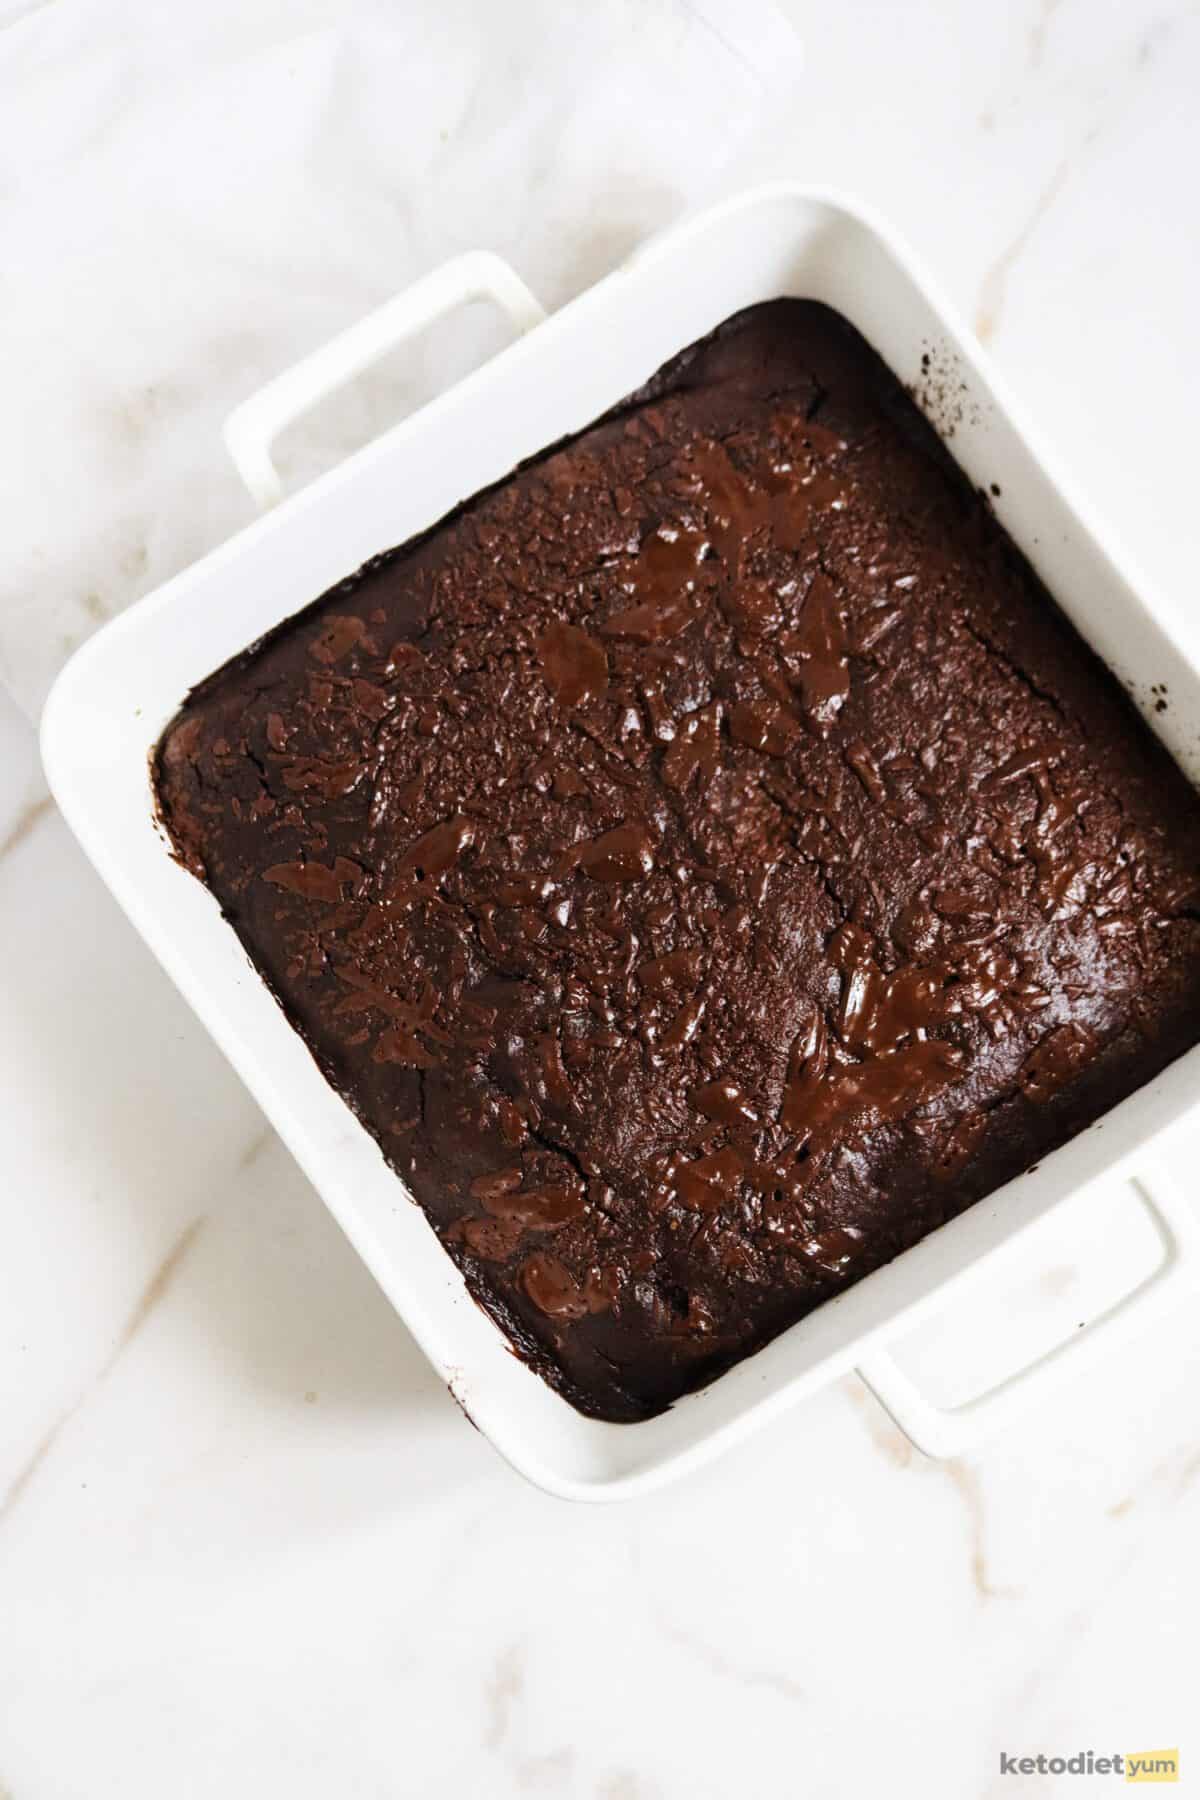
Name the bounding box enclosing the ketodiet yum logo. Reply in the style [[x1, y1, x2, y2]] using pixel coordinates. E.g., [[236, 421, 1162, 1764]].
[[999, 1749, 1179, 1783]]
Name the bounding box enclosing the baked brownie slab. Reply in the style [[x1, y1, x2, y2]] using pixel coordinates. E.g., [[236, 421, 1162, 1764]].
[[155, 300, 1200, 1421]]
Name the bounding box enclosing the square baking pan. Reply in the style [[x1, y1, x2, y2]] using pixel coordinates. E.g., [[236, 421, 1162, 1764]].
[[41, 184, 1200, 1498]]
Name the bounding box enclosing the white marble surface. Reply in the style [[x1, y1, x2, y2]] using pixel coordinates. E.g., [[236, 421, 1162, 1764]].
[[3, 1, 1200, 1794]]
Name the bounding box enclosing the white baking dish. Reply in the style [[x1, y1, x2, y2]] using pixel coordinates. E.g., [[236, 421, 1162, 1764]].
[[41, 184, 1200, 1498]]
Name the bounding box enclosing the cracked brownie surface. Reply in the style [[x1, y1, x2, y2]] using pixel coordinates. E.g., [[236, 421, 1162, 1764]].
[[155, 299, 1200, 1421]]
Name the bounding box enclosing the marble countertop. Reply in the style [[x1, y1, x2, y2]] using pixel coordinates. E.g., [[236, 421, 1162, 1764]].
[[3, 1, 1200, 1794]]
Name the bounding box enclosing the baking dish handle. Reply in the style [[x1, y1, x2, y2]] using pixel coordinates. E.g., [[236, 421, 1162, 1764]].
[[855, 1166, 1200, 1458], [224, 251, 547, 509]]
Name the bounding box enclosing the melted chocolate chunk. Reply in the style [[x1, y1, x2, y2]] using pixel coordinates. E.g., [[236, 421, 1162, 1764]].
[[155, 300, 1200, 1422]]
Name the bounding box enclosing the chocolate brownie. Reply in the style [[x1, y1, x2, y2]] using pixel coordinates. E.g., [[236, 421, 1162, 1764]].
[[155, 300, 1200, 1421]]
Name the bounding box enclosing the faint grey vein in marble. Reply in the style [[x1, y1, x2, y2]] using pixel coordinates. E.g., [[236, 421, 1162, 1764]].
[[1103, 1443, 1200, 1522], [236, 1121, 276, 1169], [944, 1460, 1015, 1602], [975, 157, 1071, 344], [663, 1623, 807, 1704], [1026, 0, 1063, 69], [844, 1379, 1013, 1600], [0, 1215, 205, 1523], [0, 792, 53, 866], [485, 1644, 525, 1750]]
